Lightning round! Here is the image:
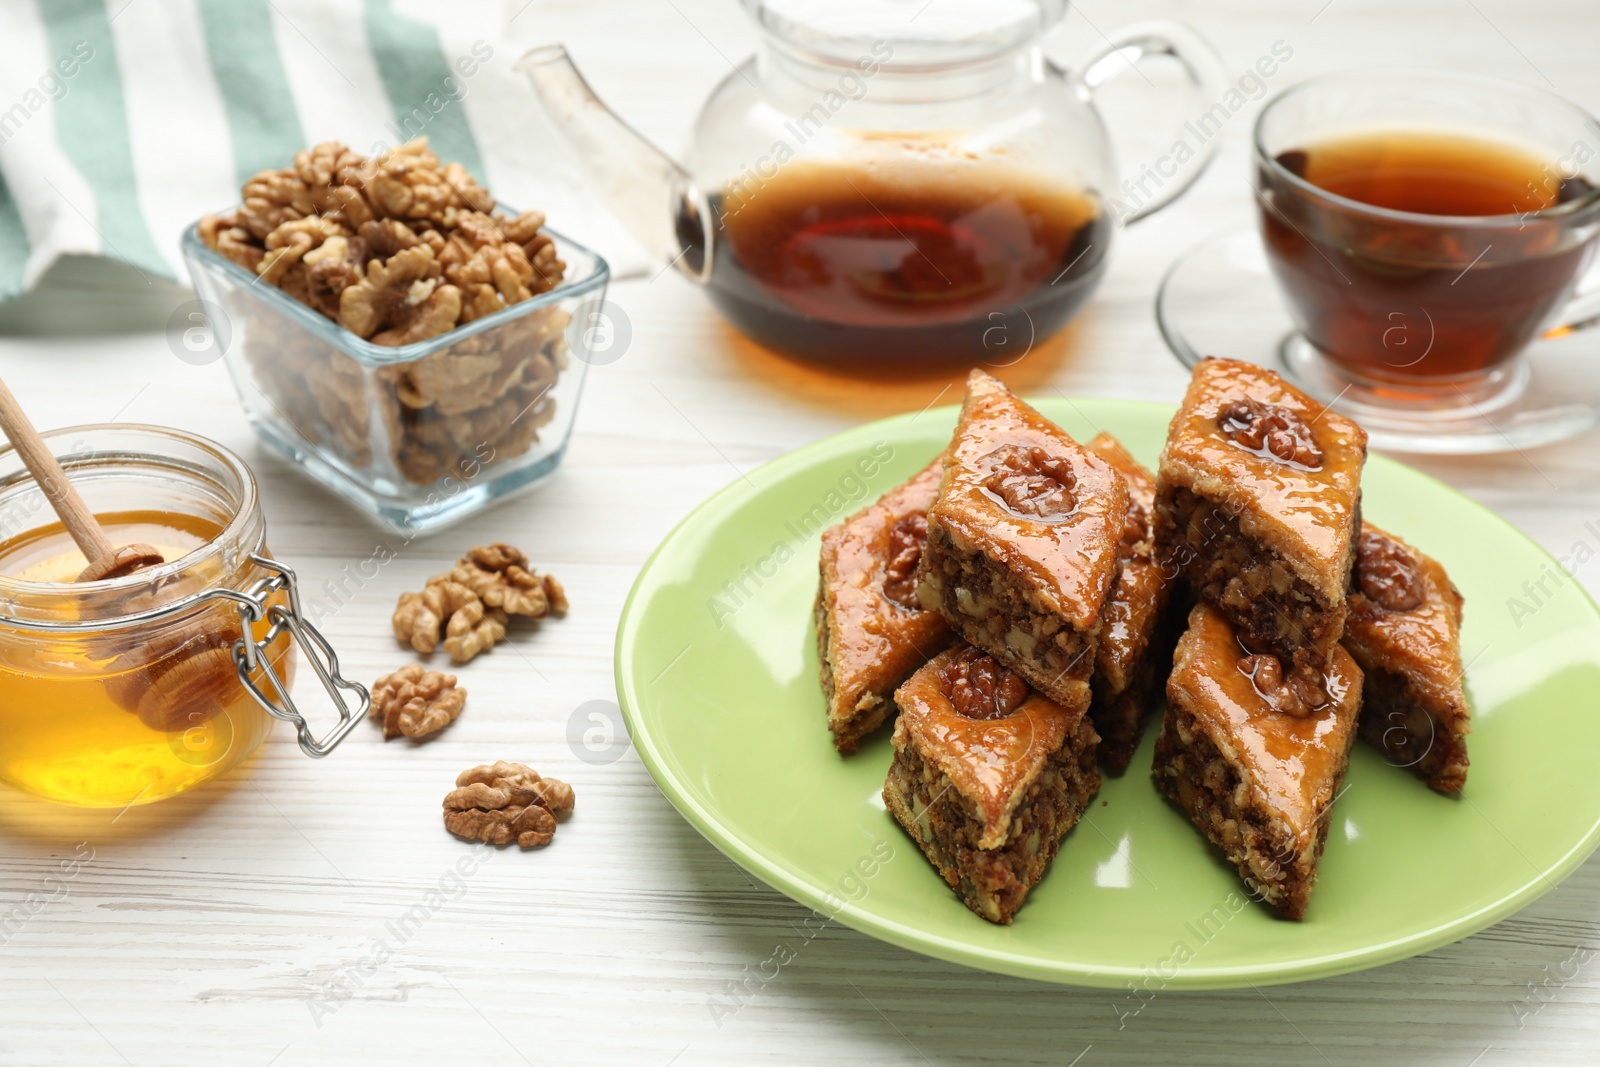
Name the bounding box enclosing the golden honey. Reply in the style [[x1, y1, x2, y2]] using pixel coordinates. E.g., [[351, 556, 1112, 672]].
[[0, 426, 365, 806], [0, 508, 292, 807]]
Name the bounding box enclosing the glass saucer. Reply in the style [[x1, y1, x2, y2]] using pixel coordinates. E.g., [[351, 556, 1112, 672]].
[[1155, 228, 1600, 454]]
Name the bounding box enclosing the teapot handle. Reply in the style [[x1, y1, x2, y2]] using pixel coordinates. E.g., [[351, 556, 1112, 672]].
[[1072, 21, 1228, 226]]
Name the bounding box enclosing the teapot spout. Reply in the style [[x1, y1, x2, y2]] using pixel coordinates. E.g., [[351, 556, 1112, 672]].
[[519, 44, 710, 282]]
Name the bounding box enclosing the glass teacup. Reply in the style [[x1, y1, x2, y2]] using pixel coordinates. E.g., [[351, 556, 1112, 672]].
[[1254, 69, 1600, 407]]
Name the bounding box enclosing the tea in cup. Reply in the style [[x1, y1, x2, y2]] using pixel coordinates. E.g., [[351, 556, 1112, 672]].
[[1254, 69, 1600, 401]]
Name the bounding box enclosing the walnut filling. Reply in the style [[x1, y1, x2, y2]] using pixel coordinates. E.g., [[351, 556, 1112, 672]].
[[885, 716, 1099, 924], [1089, 642, 1165, 771], [1119, 497, 1150, 554], [1153, 707, 1325, 919], [918, 524, 1098, 706], [1356, 664, 1469, 793], [813, 581, 837, 705], [1155, 485, 1350, 670]]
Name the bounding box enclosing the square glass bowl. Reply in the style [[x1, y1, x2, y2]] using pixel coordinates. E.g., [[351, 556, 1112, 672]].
[[181, 220, 608, 534]]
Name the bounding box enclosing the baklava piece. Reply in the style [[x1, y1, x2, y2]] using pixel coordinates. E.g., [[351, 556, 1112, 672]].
[[883, 644, 1101, 924], [1085, 432, 1179, 770], [916, 370, 1129, 714], [1344, 524, 1470, 793], [1153, 603, 1362, 921], [1154, 358, 1367, 676], [815, 456, 953, 752]]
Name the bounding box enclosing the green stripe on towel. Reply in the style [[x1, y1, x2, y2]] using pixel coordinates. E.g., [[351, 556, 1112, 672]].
[[0, 181, 30, 299], [41, 0, 171, 280], [195, 0, 306, 187], [362, 0, 486, 180]]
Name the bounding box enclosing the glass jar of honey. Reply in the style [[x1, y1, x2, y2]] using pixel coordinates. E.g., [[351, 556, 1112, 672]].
[[0, 425, 367, 807]]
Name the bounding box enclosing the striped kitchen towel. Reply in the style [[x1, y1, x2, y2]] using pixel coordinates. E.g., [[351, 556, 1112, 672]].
[[0, 0, 646, 300]]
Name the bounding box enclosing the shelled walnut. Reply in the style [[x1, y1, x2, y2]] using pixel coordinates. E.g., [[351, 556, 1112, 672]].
[[198, 136, 571, 487], [442, 761, 574, 848], [1218, 398, 1323, 470], [369, 664, 466, 741], [938, 645, 1028, 721], [391, 544, 565, 664], [1237, 652, 1328, 718], [1356, 527, 1423, 613], [451, 543, 567, 618], [392, 578, 509, 664], [978, 443, 1077, 522]]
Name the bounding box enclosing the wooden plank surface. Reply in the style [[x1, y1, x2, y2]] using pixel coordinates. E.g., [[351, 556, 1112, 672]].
[[1, 0, 1598, 1063]]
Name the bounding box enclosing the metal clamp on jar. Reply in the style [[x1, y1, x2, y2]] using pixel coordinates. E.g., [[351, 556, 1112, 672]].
[[0, 425, 368, 808]]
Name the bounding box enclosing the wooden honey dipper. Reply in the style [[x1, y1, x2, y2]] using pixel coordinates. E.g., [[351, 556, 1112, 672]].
[[0, 376, 164, 582]]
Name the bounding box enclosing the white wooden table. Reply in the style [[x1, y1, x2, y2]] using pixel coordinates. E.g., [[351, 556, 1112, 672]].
[[2, 1, 1599, 1063]]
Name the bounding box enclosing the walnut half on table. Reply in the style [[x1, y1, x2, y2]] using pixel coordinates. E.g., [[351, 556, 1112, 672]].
[[392, 544, 566, 665], [443, 761, 575, 849], [369, 664, 465, 741], [392, 577, 509, 665]]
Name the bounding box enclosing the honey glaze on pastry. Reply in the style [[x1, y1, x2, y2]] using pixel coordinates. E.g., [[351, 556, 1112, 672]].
[[815, 456, 954, 752], [1343, 523, 1470, 792], [1154, 357, 1367, 676], [1154, 603, 1363, 920], [1158, 358, 1365, 604], [917, 370, 1128, 713], [883, 643, 1101, 924], [1083, 432, 1180, 770]]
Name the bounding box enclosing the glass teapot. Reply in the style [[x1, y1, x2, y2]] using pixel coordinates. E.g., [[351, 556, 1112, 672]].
[[522, 0, 1223, 369]]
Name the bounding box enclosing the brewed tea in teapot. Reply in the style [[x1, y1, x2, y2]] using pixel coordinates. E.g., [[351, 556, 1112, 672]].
[[526, 0, 1223, 368]]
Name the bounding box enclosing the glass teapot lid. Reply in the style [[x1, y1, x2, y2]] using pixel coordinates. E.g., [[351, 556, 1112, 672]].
[[746, 0, 1066, 68]]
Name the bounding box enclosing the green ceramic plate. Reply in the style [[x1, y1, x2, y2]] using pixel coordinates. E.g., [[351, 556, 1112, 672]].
[[615, 398, 1600, 988]]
